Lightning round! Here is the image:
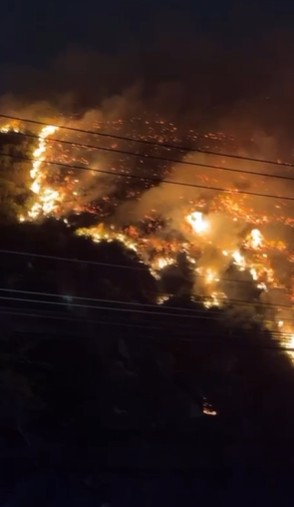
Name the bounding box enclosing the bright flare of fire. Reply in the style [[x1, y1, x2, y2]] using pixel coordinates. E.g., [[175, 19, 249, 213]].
[[232, 250, 247, 271], [76, 223, 138, 253], [0, 124, 22, 134], [28, 125, 61, 219], [186, 211, 209, 235], [247, 228, 263, 249]]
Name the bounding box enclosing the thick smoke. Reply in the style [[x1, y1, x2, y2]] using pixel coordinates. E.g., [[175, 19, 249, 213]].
[[1, 30, 294, 138]]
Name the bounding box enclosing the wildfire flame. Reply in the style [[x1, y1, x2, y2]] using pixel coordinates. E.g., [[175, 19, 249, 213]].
[[1, 118, 294, 362], [28, 125, 61, 219]]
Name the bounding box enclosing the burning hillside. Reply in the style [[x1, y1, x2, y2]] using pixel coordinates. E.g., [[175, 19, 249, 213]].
[[0, 112, 293, 358]]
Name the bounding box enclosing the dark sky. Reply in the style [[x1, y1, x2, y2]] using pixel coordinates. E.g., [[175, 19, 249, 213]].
[[1, 0, 294, 139], [1, 0, 294, 65]]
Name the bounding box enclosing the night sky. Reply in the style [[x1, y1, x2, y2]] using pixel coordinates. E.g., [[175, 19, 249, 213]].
[[1, 0, 294, 136], [1, 0, 294, 65]]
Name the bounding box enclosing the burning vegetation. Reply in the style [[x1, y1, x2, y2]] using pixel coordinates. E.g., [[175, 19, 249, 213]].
[[0, 113, 293, 359]]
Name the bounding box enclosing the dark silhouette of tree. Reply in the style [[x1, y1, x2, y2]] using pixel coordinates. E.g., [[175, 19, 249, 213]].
[[0, 132, 34, 223]]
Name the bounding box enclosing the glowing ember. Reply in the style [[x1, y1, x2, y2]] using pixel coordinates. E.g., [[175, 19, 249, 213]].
[[203, 291, 226, 308], [203, 401, 218, 416], [157, 294, 171, 305]]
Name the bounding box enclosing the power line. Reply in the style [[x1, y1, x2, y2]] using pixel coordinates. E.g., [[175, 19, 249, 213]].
[[0, 306, 224, 334], [2, 286, 291, 318], [0, 294, 217, 320], [2, 151, 294, 202], [0, 306, 216, 330], [0, 305, 293, 350], [0, 248, 150, 272], [0, 287, 294, 322], [0, 287, 219, 316], [1, 247, 293, 299], [0, 247, 266, 284], [12, 294, 290, 338], [1, 112, 294, 169], [7, 129, 294, 183]]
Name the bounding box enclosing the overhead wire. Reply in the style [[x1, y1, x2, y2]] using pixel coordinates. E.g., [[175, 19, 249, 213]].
[[0, 294, 218, 320], [1, 112, 294, 169], [0, 306, 214, 330], [0, 287, 294, 336], [0, 287, 222, 316], [2, 151, 294, 202], [0, 249, 292, 308], [0, 305, 293, 348], [0, 287, 294, 322], [0, 248, 293, 311], [0, 286, 293, 314], [5, 129, 294, 183]]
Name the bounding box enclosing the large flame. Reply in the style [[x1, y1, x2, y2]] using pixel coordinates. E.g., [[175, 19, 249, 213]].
[[28, 125, 61, 219]]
